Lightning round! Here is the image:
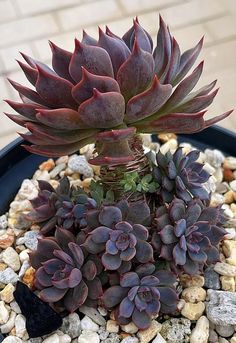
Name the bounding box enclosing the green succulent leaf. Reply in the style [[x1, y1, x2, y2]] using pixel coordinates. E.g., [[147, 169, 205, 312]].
[[90, 180, 104, 206]]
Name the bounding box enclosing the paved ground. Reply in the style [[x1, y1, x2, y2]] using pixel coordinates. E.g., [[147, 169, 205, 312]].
[[0, 0, 235, 149]]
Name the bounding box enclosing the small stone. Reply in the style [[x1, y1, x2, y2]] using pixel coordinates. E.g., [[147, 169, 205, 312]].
[[210, 192, 225, 206], [206, 289, 236, 325], [22, 267, 35, 288], [98, 326, 109, 340], [159, 138, 178, 155], [152, 333, 167, 343], [180, 274, 205, 288], [222, 240, 236, 266], [181, 286, 206, 303], [61, 313, 81, 338], [81, 178, 93, 190], [58, 334, 71, 343], [15, 314, 27, 339], [39, 159, 55, 171], [23, 231, 39, 250], [10, 301, 21, 314], [205, 149, 224, 168], [0, 267, 19, 284], [219, 339, 228, 343], [208, 329, 218, 343], [203, 162, 216, 175], [33, 170, 50, 181], [0, 301, 10, 324], [158, 133, 177, 143], [204, 266, 221, 290], [78, 330, 100, 343], [0, 283, 15, 303], [224, 228, 236, 240], [216, 181, 230, 194], [0, 229, 15, 249], [214, 262, 236, 276], [1, 337, 23, 343], [56, 156, 69, 165], [42, 334, 60, 343], [121, 337, 139, 343], [106, 320, 119, 333], [230, 180, 236, 192], [220, 276, 236, 291], [224, 190, 236, 204], [97, 306, 107, 316], [80, 144, 95, 160], [0, 215, 8, 230], [181, 302, 205, 320], [190, 316, 209, 343], [2, 247, 21, 271], [0, 310, 16, 333], [121, 322, 138, 334], [68, 155, 93, 178], [79, 305, 106, 326], [18, 260, 30, 278], [49, 163, 66, 179], [18, 179, 38, 201], [224, 157, 236, 170], [230, 338, 236, 343], [161, 318, 191, 343], [137, 320, 162, 343], [19, 249, 30, 263], [215, 324, 234, 337], [224, 167, 235, 182], [80, 316, 99, 332], [213, 168, 223, 184]]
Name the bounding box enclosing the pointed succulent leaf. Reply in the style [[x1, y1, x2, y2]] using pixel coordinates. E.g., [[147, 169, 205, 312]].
[[82, 30, 97, 46], [49, 41, 74, 82], [17, 60, 38, 85], [68, 242, 84, 268], [8, 79, 48, 106], [130, 19, 152, 53]]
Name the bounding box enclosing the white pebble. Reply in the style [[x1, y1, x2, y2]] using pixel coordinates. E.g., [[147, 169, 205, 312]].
[[19, 249, 30, 263], [78, 330, 100, 343], [42, 333, 60, 343], [15, 314, 27, 339], [0, 300, 10, 324], [121, 337, 139, 343], [2, 247, 21, 271], [2, 337, 23, 343], [80, 316, 99, 332], [190, 316, 209, 343], [153, 333, 167, 343], [68, 155, 94, 177], [203, 163, 216, 175], [0, 310, 16, 333], [10, 300, 21, 314], [19, 260, 30, 278], [160, 139, 177, 155], [18, 179, 38, 200], [58, 334, 71, 343], [49, 163, 66, 179], [230, 180, 236, 192], [0, 214, 8, 230], [0, 267, 19, 284], [33, 170, 50, 181], [224, 157, 236, 170], [205, 149, 224, 168]]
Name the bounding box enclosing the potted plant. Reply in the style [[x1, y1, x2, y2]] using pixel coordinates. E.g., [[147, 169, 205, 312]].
[[0, 16, 235, 342]]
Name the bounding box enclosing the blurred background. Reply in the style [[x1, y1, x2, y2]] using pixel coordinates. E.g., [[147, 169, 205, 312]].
[[0, 0, 235, 149]]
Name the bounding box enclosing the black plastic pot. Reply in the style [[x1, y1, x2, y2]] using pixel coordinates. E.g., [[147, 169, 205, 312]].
[[0, 126, 235, 214]]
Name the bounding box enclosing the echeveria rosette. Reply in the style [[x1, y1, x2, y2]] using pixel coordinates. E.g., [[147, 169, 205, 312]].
[[5, 17, 232, 165], [153, 147, 210, 203], [26, 176, 97, 235], [82, 202, 153, 272], [30, 228, 103, 312], [102, 268, 178, 329], [151, 198, 227, 275]]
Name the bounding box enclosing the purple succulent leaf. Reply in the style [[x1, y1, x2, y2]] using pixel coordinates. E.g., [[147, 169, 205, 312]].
[[30, 239, 60, 267], [173, 243, 186, 266], [180, 235, 187, 251], [116, 234, 130, 251], [135, 263, 156, 278], [106, 240, 119, 255], [158, 287, 178, 306], [63, 280, 88, 312], [173, 37, 204, 86], [156, 213, 171, 230], [130, 19, 152, 53], [4, 100, 43, 120], [161, 37, 181, 84], [126, 201, 150, 225], [169, 198, 186, 222], [82, 235, 105, 254], [146, 299, 161, 316], [168, 160, 177, 179], [190, 186, 209, 200], [117, 40, 154, 102], [174, 219, 187, 237], [117, 260, 132, 274], [91, 226, 112, 244], [55, 228, 75, 253], [125, 75, 172, 123], [86, 277, 103, 299], [98, 27, 131, 77], [115, 221, 133, 233], [8, 79, 48, 106], [53, 250, 74, 266], [81, 30, 97, 46], [119, 297, 135, 318], [102, 253, 122, 270], [206, 246, 221, 264], [154, 270, 177, 286], [175, 89, 219, 113], [72, 67, 120, 105], [42, 258, 65, 274], [69, 39, 114, 82], [21, 52, 56, 75], [206, 225, 226, 245], [141, 275, 160, 287], [40, 286, 67, 302], [185, 202, 202, 226], [110, 230, 123, 242], [160, 225, 178, 244], [99, 206, 123, 227], [35, 267, 53, 287], [135, 241, 154, 263], [49, 41, 74, 82], [17, 60, 38, 85], [78, 89, 125, 128], [120, 272, 140, 288], [188, 249, 207, 263], [35, 65, 77, 109], [102, 285, 129, 308], [120, 247, 136, 261], [52, 274, 70, 289], [128, 286, 139, 301], [132, 308, 151, 330], [68, 242, 84, 268], [197, 236, 211, 250], [135, 293, 147, 311], [81, 260, 97, 281], [183, 258, 199, 275]]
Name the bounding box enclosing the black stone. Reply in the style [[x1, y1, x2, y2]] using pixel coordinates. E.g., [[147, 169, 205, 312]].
[[13, 281, 63, 338], [204, 265, 221, 290], [0, 333, 5, 343]]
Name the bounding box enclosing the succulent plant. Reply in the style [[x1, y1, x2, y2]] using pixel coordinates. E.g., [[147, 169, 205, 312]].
[[26, 177, 96, 234], [153, 148, 210, 203], [151, 198, 226, 275], [5, 17, 232, 165], [30, 227, 103, 312], [82, 201, 153, 272], [102, 267, 178, 329]]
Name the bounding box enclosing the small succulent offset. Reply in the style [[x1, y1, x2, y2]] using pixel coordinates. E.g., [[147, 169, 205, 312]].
[[120, 171, 158, 193], [151, 198, 226, 274], [26, 177, 96, 234], [153, 148, 210, 203], [30, 228, 103, 312], [102, 267, 178, 329], [5, 17, 232, 165]]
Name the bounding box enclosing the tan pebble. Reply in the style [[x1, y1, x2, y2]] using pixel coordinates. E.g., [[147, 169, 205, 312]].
[[49, 180, 59, 189], [0, 229, 15, 249], [110, 310, 115, 320], [137, 320, 162, 343], [177, 299, 186, 311], [82, 178, 93, 189], [22, 267, 35, 288], [121, 322, 139, 334], [224, 157, 236, 170], [32, 169, 50, 181], [223, 168, 235, 182], [10, 326, 16, 336], [181, 302, 205, 320], [224, 190, 236, 204], [39, 158, 55, 171], [214, 262, 236, 276], [180, 274, 205, 288], [91, 165, 101, 175], [190, 316, 209, 343], [106, 319, 119, 333], [0, 263, 7, 271], [120, 332, 130, 339], [0, 283, 15, 303], [158, 133, 177, 143], [222, 240, 236, 266], [230, 338, 236, 343], [56, 155, 69, 165], [181, 287, 206, 303], [220, 276, 236, 291], [160, 139, 178, 155], [71, 173, 81, 180], [70, 179, 82, 188]]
